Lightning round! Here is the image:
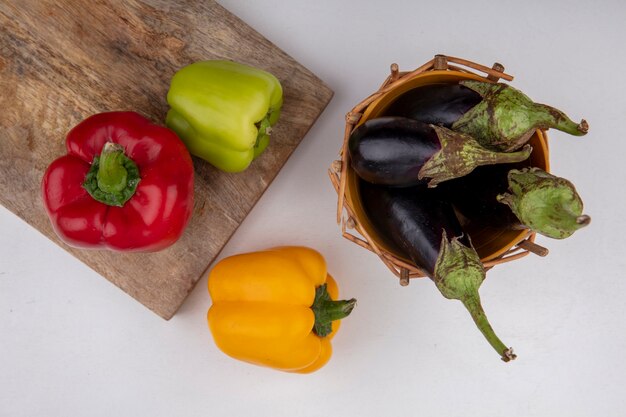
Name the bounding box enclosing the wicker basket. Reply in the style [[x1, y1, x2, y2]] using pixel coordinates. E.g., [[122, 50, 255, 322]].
[[328, 54, 551, 286]]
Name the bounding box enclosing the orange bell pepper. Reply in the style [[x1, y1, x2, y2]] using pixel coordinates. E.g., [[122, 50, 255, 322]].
[[207, 247, 356, 373]]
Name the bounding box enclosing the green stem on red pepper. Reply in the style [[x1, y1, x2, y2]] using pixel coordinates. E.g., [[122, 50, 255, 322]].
[[83, 142, 140, 207]]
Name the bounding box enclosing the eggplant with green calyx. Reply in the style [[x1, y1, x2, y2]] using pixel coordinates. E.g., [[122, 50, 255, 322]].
[[439, 165, 591, 239], [359, 180, 516, 362], [349, 117, 532, 188], [438, 163, 591, 239], [497, 168, 591, 239], [385, 80, 588, 152]]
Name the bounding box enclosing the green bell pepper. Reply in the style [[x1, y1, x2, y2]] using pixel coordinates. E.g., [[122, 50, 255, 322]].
[[165, 60, 283, 172]]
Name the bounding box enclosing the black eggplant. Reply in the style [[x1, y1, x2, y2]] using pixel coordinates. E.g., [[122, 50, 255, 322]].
[[438, 163, 530, 232], [440, 165, 591, 239], [385, 83, 482, 127], [349, 117, 532, 188], [385, 81, 588, 152], [359, 180, 516, 362]]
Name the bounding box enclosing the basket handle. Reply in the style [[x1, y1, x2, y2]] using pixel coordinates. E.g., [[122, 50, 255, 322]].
[[434, 54, 514, 82], [517, 239, 549, 257]]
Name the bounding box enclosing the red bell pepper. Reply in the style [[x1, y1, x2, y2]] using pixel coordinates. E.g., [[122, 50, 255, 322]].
[[41, 112, 194, 252]]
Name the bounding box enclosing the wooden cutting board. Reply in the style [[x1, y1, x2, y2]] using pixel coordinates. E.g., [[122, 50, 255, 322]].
[[0, 0, 333, 319]]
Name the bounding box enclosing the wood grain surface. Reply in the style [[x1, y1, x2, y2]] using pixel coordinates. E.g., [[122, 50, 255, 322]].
[[0, 0, 333, 319]]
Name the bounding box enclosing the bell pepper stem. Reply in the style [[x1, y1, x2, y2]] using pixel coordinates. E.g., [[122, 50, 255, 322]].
[[312, 283, 356, 337], [252, 112, 274, 158], [83, 142, 140, 207], [255, 113, 273, 145], [97, 143, 128, 193], [256, 113, 273, 136]]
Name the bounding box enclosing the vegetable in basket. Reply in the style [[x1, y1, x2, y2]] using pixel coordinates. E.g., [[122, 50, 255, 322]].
[[349, 117, 532, 188], [385, 81, 588, 151], [498, 168, 590, 239], [359, 180, 516, 362], [440, 165, 590, 239], [41, 112, 194, 252], [207, 246, 356, 373], [166, 60, 283, 172]]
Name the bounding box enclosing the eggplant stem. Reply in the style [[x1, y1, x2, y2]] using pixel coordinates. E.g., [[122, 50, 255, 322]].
[[534, 104, 588, 137], [461, 295, 516, 362], [420, 126, 532, 187]]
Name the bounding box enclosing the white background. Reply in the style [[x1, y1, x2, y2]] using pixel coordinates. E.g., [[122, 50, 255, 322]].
[[2, 0, 626, 416]]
